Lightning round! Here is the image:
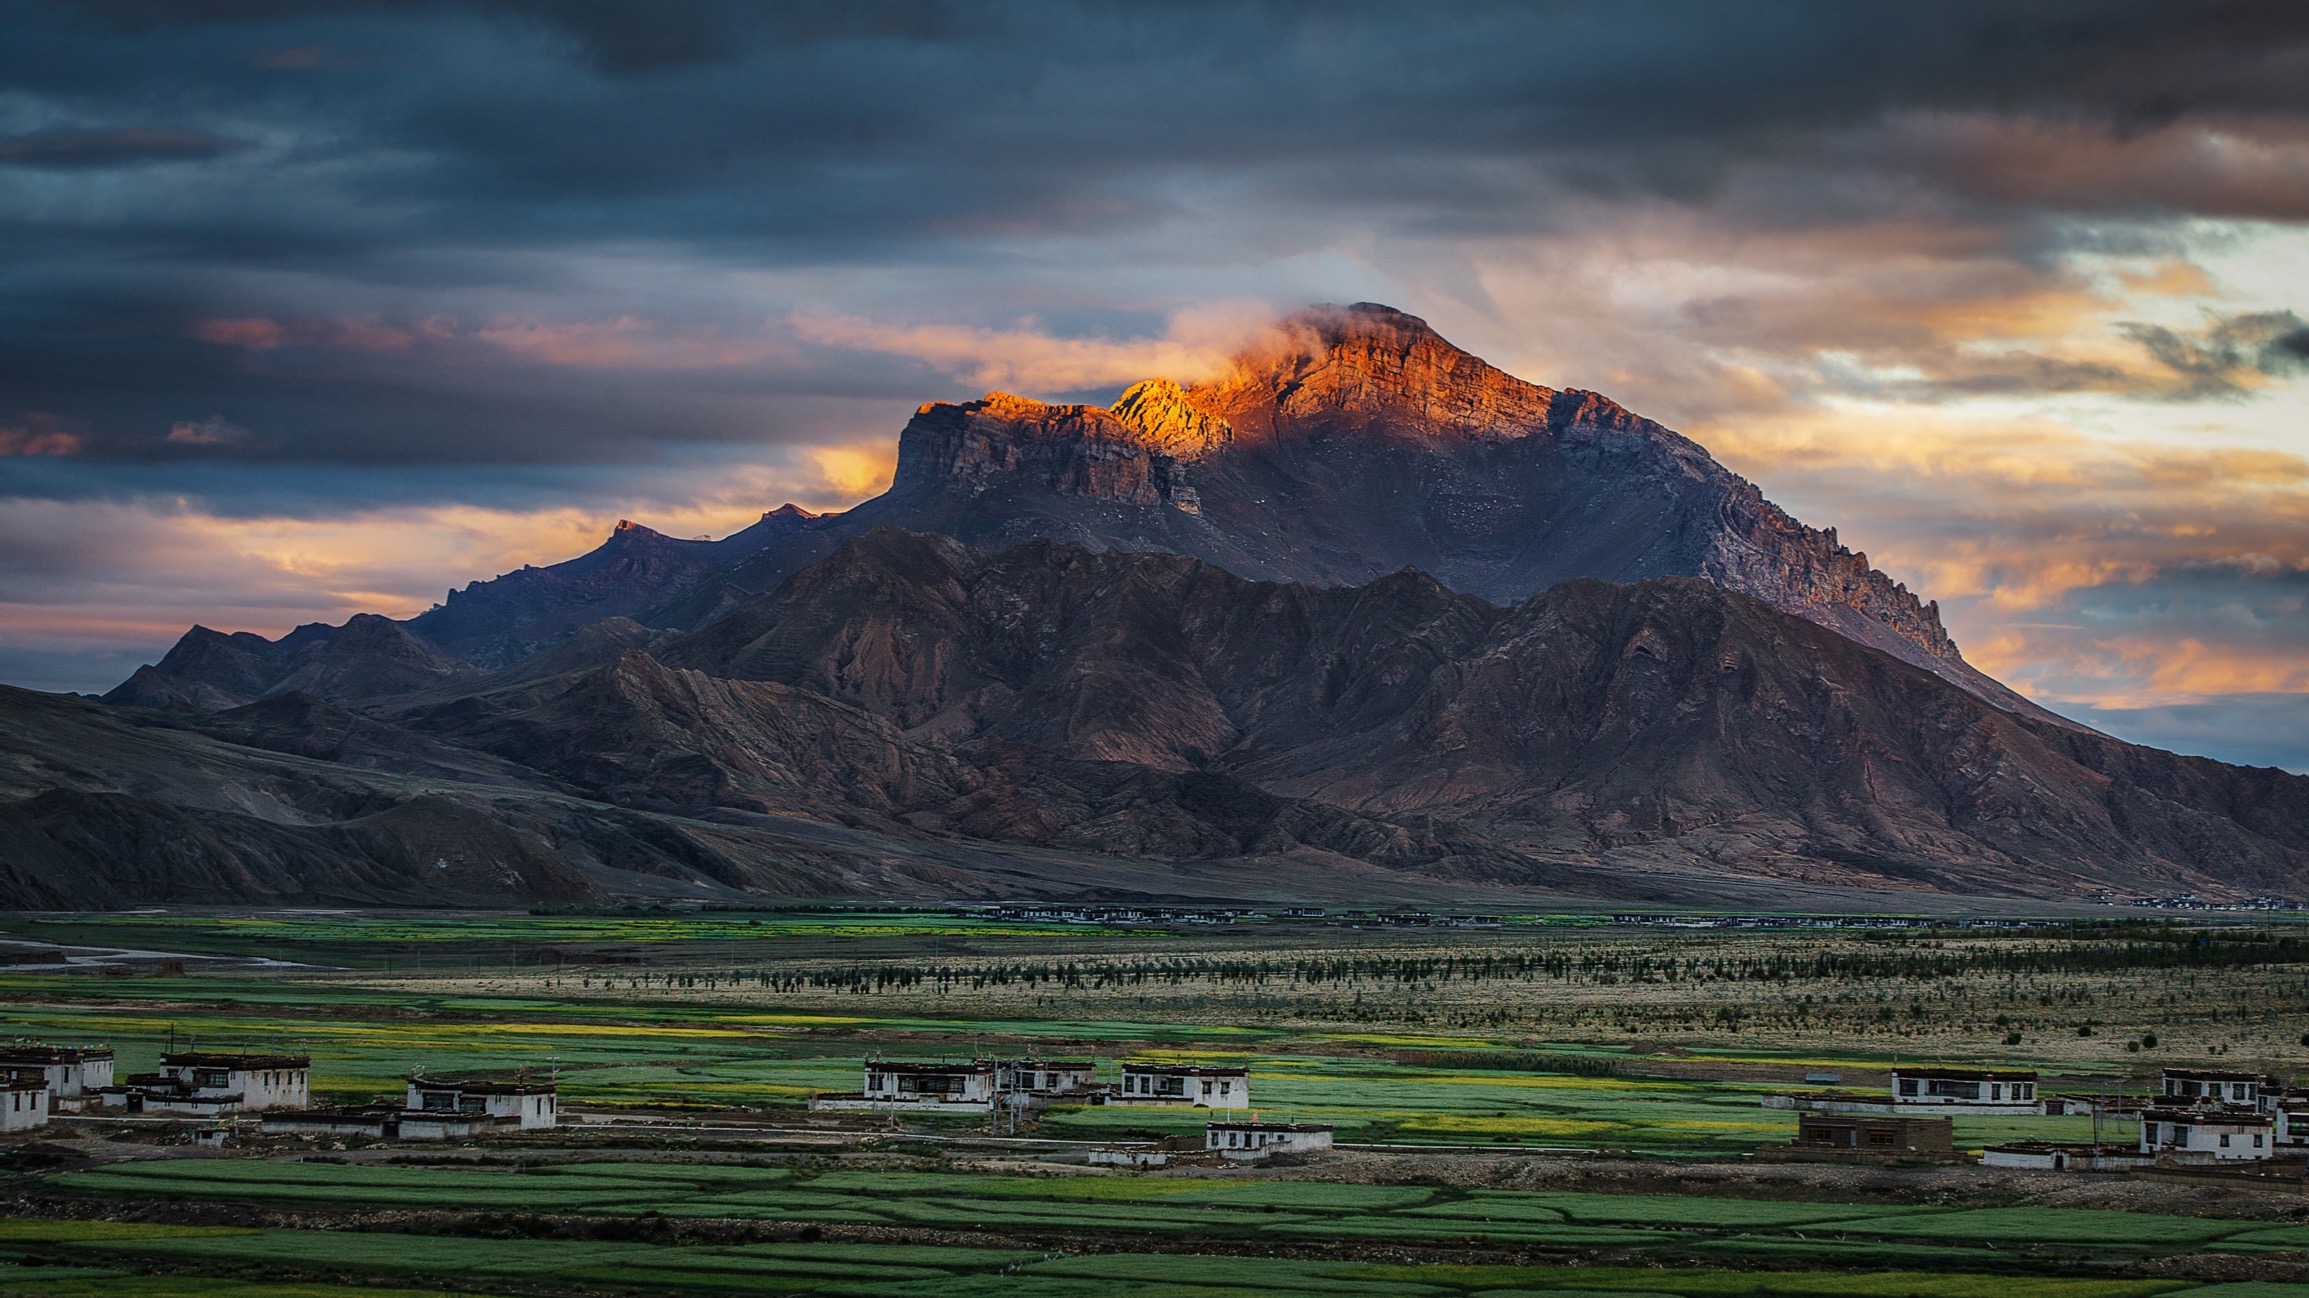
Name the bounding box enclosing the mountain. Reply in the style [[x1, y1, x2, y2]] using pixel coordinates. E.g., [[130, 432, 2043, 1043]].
[[656, 529, 2309, 898], [647, 304, 2045, 719], [18, 530, 2309, 907], [109, 303, 2040, 724], [407, 506, 833, 668], [105, 614, 484, 711]]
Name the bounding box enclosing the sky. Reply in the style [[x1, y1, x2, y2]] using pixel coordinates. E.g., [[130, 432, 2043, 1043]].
[[2, 1, 2307, 771]]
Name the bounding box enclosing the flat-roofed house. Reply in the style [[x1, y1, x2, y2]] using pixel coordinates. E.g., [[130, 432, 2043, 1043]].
[[0, 1045, 113, 1112], [812, 1059, 1000, 1112], [1889, 1068, 2040, 1115], [2140, 1106, 2273, 1162], [405, 1076, 558, 1129], [866, 1060, 995, 1104], [1, 1074, 50, 1132], [996, 1058, 1099, 1097], [1206, 1121, 1331, 1160], [1792, 1114, 1956, 1159], [2160, 1069, 2274, 1110], [1117, 1063, 1249, 1109], [110, 1053, 309, 1116]]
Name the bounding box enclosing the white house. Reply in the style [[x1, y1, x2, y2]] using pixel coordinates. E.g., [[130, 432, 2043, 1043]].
[[1, 1075, 50, 1133], [814, 1058, 1001, 1112], [405, 1076, 557, 1129], [865, 1059, 995, 1104], [2159, 1069, 2274, 1110], [2140, 1106, 2273, 1162], [1206, 1120, 1330, 1160], [995, 1058, 1099, 1097], [0, 1046, 113, 1112], [1889, 1068, 2040, 1115], [1117, 1063, 1249, 1109], [109, 1052, 309, 1115]]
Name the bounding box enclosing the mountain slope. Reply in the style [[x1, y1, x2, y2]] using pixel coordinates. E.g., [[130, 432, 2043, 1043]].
[[664, 529, 2309, 898], [103, 614, 483, 711], [646, 304, 2043, 722]]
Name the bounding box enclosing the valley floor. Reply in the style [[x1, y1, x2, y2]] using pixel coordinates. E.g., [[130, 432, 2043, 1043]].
[[7, 909, 2309, 1296]]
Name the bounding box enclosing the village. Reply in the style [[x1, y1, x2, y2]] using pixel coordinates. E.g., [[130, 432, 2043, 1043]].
[[8, 1038, 2309, 1179]]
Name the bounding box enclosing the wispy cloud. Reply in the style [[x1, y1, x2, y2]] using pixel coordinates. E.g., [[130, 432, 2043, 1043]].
[[791, 305, 1274, 394]]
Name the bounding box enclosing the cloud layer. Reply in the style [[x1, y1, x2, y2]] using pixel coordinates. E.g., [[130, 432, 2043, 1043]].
[[3, 1, 2308, 768]]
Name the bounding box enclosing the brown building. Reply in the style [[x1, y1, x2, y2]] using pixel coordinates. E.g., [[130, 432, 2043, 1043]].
[[1792, 1114, 1955, 1158]]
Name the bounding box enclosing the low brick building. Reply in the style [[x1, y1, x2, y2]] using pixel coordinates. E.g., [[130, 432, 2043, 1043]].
[[1789, 1114, 1955, 1159]]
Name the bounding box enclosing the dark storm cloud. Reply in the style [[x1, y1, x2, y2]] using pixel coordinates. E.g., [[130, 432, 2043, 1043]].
[[1, 0, 2306, 478], [2119, 310, 2309, 398], [0, 127, 241, 167]]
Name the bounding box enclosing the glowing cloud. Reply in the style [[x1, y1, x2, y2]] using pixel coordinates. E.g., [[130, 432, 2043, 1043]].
[[791, 304, 1275, 393]]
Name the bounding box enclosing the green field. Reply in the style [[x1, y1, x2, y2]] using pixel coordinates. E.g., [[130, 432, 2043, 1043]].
[[0, 909, 1161, 966], [36, 1158, 2286, 1262], [0, 971, 2130, 1150], [18, 1168, 2309, 1298]]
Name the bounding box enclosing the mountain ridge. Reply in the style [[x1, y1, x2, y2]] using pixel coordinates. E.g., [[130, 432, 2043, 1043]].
[[25, 528, 2309, 909], [108, 302, 2040, 726]]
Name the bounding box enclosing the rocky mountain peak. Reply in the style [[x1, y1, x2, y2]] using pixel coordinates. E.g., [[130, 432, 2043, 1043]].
[[608, 519, 669, 543], [1184, 302, 1559, 440]]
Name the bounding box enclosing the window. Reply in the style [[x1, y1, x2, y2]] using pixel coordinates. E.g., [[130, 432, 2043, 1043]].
[[2255, 1134, 2266, 1148], [422, 1092, 456, 1112], [1897, 1079, 1918, 1097], [1201, 1080, 1213, 1097], [1868, 1130, 1895, 1147], [2221, 1133, 2232, 1147]]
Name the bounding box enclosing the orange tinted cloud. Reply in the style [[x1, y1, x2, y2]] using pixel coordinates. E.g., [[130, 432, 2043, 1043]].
[[805, 443, 896, 498], [0, 414, 83, 456], [793, 304, 1273, 393]]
